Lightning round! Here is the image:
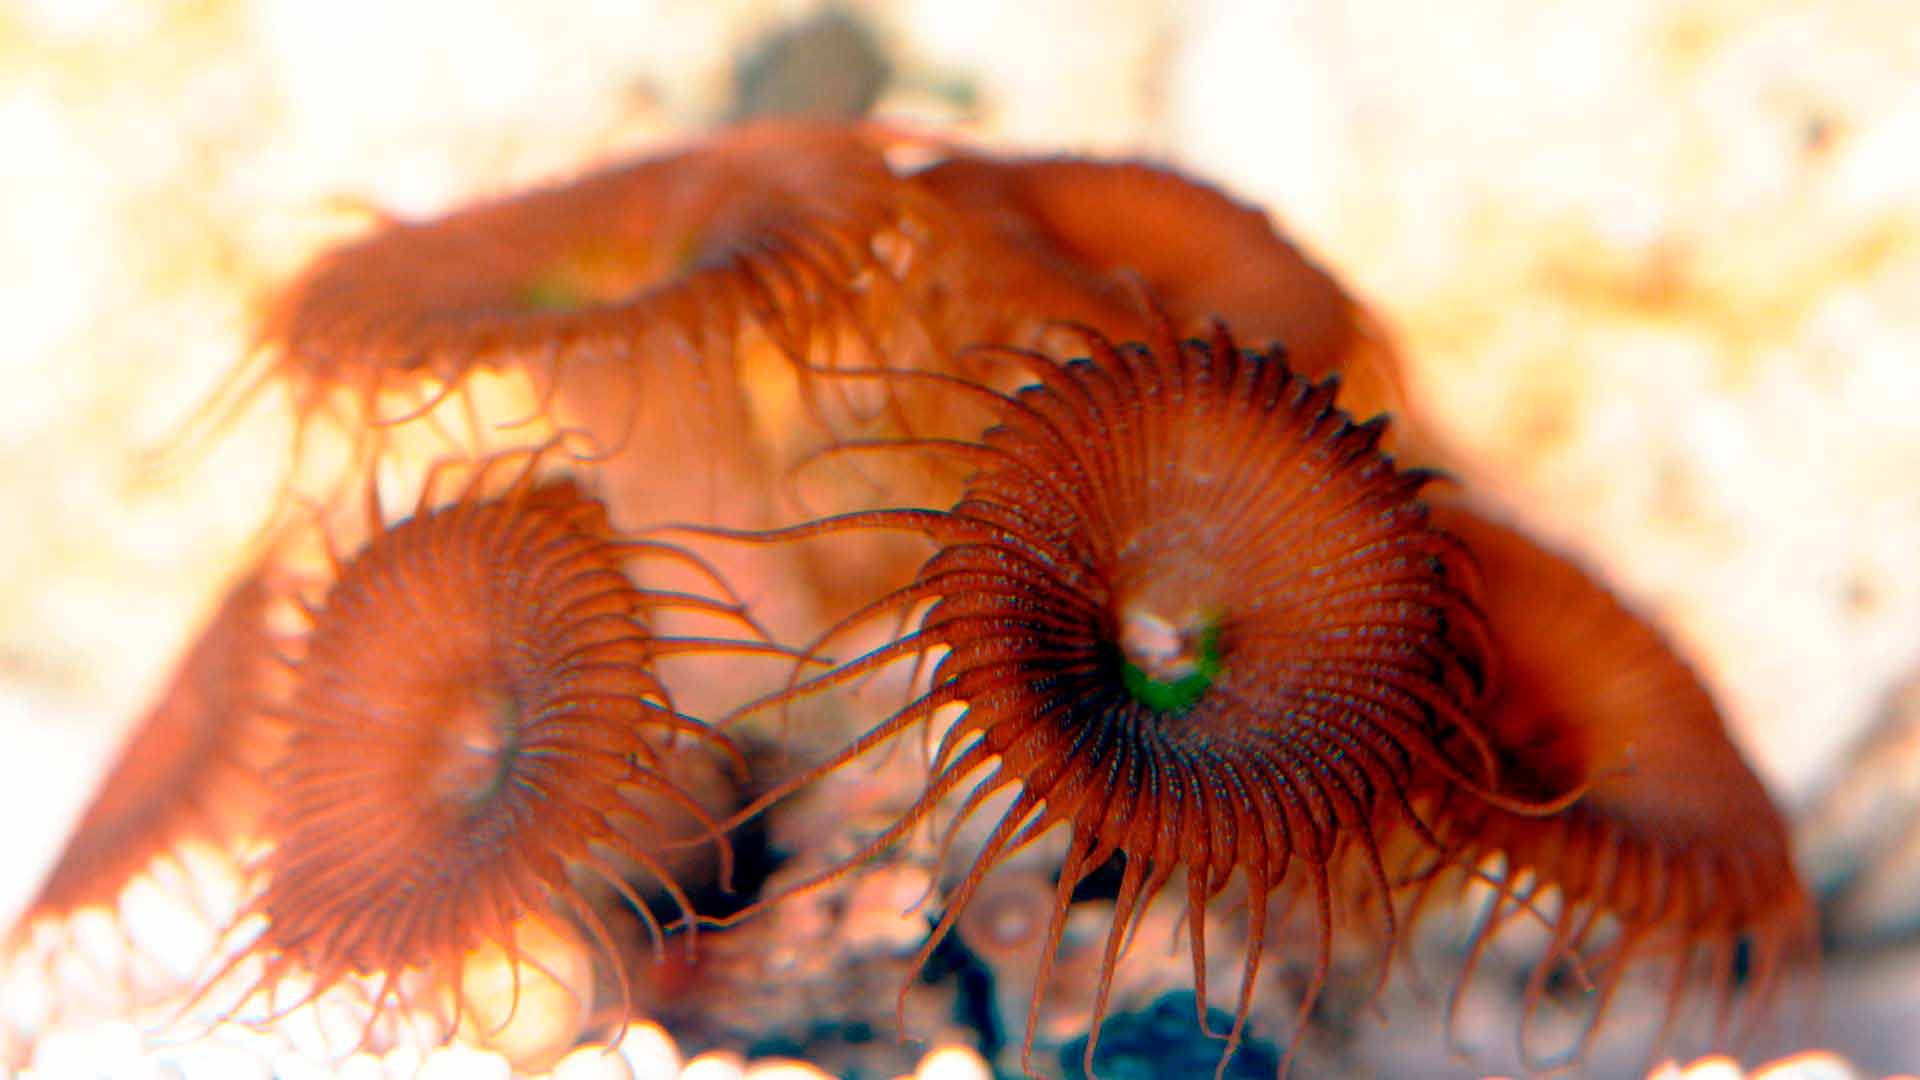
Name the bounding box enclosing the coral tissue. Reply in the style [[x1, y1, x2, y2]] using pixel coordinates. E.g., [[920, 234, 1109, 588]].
[[3, 123, 1814, 1080]]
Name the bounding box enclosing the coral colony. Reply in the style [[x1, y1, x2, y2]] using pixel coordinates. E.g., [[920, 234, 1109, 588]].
[[3, 123, 1815, 1079]]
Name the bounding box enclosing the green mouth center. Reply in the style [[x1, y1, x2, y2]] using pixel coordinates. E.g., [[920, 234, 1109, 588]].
[[516, 233, 701, 314], [1119, 609, 1222, 716], [517, 273, 587, 313]]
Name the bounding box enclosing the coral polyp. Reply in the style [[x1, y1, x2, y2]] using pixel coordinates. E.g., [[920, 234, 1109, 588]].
[[707, 322, 1500, 1073], [3, 571, 284, 1029], [12, 575, 276, 932], [249, 122, 904, 418], [195, 458, 749, 1052], [913, 155, 1394, 385], [1414, 502, 1817, 1069]]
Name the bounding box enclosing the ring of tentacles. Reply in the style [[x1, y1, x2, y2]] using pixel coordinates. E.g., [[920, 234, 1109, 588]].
[[182, 458, 760, 1051], [697, 320, 1508, 1076]]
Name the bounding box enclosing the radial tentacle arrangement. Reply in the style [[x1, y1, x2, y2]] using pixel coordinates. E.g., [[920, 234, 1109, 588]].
[[185, 454, 755, 1063], [708, 321, 1503, 1075], [1409, 501, 1817, 1071], [188, 122, 940, 535], [251, 122, 903, 421]]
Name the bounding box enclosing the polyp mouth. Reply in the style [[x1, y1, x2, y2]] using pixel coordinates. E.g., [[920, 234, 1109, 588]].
[[1117, 604, 1222, 716]]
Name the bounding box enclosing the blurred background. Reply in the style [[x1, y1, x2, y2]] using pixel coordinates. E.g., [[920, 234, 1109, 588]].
[[1, 0, 1918, 1074]]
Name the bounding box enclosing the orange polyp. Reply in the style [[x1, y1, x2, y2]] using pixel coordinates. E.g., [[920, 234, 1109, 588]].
[[9, 576, 278, 946], [2, 574, 294, 1057], [908, 153, 1411, 440], [1417, 502, 1817, 1070], [223, 124, 988, 643], [212, 122, 936, 531], [698, 322, 1500, 1076], [4, 572, 285, 1053], [189, 465, 748, 1055], [256, 122, 902, 398]]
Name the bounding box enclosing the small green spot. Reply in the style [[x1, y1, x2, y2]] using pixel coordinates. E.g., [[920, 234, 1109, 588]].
[[1122, 622, 1221, 716], [518, 273, 585, 314]]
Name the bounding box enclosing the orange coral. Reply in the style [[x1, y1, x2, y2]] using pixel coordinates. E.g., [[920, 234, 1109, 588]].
[[912, 154, 1402, 406], [4, 570, 283, 1025], [15, 122, 1820, 1078], [1413, 502, 1817, 1069], [187, 454, 755, 1055], [13, 576, 276, 931], [688, 322, 1502, 1075]]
